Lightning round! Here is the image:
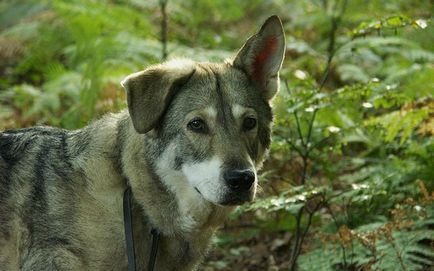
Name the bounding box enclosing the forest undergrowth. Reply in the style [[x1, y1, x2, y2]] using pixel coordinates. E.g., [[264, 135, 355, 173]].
[[0, 1, 432, 270]]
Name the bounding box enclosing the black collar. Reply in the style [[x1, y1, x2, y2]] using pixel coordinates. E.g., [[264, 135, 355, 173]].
[[123, 187, 160, 271]]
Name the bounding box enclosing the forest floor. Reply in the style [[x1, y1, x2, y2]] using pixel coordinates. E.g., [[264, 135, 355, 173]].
[[201, 229, 294, 271]]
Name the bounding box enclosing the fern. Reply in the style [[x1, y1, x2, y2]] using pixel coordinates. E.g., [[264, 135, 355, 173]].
[[298, 205, 434, 271], [364, 107, 431, 144], [372, 229, 434, 270], [335, 36, 434, 84]]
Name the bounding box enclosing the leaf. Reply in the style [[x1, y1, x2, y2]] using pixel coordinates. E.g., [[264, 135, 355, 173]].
[[337, 64, 370, 83]]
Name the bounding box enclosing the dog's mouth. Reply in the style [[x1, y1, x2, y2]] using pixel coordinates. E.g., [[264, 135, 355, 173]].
[[194, 186, 252, 206], [219, 192, 253, 206]]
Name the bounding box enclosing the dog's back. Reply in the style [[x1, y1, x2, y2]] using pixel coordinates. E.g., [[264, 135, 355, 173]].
[[0, 127, 81, 269], [0, 119, 133, 270]]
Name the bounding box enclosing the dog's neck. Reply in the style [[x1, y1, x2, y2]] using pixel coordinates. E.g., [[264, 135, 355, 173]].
[[117, 112, 233, 238]]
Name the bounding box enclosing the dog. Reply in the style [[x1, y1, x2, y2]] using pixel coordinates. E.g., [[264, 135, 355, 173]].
[[0, 15, 285, 270]]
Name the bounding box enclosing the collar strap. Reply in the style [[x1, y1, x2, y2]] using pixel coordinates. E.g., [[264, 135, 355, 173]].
[[123, 187, 160, 271]]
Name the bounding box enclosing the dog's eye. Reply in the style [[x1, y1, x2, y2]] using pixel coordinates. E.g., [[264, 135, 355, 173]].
[[187, 119, 208, 133], [243, 117, 257, 131]]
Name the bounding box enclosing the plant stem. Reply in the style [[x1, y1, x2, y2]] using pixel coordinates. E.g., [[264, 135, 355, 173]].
[[160, 0, 168, 60], [287, 0, 349, 269], [389, 236, 408, 271], [290, 206, 305, 271], [325, 202, 348, 268]]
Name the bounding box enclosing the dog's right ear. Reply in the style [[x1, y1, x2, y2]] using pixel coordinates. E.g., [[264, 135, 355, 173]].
[[121, 60, 196, 134]]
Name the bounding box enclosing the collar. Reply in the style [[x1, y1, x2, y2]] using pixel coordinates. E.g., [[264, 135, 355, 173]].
[[123, 187, 160, 271]]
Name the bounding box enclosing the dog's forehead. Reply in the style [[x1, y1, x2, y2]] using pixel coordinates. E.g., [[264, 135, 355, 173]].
[[178, 62, 259, 110]]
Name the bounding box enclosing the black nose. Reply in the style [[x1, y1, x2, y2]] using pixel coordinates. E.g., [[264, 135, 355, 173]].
[[224, 169, 255, 191]]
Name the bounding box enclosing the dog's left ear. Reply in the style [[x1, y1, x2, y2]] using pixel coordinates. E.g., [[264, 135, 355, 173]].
[[233, 15, 285, 100], [121, 60, 196, 134]]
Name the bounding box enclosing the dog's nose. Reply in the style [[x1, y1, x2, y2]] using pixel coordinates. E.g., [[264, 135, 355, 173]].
[[224, 169, 255, 191]]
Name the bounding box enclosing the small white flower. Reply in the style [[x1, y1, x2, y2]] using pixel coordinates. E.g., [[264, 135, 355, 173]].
[[305, 106, 314, 112], [327, 126, 341, 133], [415, 19, 428, 29], [295, 195, 306, 201], [294, 70, 307, 80], [385, 84, 398, 90], [362, 102, 373, 108], [352, 183, 369, 190], [372, 77, 380, 82], [271, 198, 284, 206], [213, 35, 222, 43]]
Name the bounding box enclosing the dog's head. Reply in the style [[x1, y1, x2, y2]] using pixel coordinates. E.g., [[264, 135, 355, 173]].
[[122, 16, 285, 206]]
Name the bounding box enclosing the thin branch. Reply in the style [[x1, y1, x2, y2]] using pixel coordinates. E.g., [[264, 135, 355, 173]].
[[305, 109, 317, 149], [310, 135, 332, 150], [285, 138, 304, 157], [300, 155, 308, 185], [286, 1, 349, 270], [388, 236, 408, 271], [325, 202, 348, 268], [294, 111, 306, 147], [292, 206, 315, 263], [283, 80, 309, 184], [284, 80, 306, 147], [159, 0, 168, 60], [298, 211, 315, 246], [290, 206, 305, 271], [306, 0, 348, 149], [290, 198, 323, 271]]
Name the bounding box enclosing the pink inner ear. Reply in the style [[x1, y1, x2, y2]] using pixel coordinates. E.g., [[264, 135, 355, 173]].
[[252, 36, 278, 82]]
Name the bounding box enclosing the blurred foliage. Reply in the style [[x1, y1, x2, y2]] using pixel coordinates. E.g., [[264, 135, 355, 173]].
[[0, 0, 433, 270]]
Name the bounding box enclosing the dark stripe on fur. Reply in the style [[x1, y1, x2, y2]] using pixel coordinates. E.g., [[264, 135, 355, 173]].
[[174, 156, 183, 170], [115, 115, 129, 182], [213, 72, 230, 131]]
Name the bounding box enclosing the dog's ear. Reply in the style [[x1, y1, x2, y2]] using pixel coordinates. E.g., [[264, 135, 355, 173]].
[[233, 15, 285, 100], [121, 61, 196, 134]]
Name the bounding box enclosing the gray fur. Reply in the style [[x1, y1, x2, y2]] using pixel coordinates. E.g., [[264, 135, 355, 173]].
[[0, 15, 285, 270]]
